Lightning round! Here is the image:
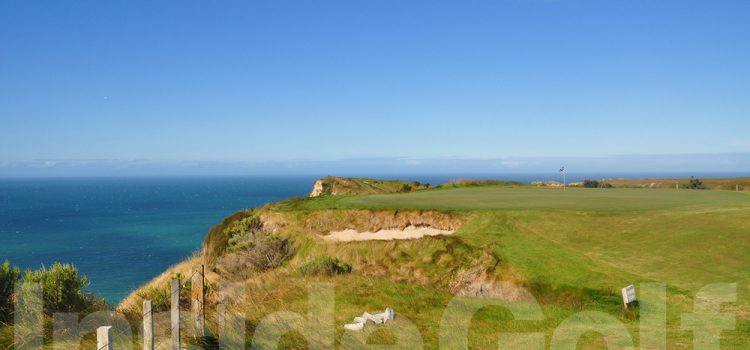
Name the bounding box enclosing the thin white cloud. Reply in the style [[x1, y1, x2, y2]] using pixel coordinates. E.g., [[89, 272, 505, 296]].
[[500, 160, 522, 168], [730, 139, 750, 150]]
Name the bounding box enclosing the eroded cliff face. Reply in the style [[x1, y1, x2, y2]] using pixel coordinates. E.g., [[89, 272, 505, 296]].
[[309, 179, 326, 196]]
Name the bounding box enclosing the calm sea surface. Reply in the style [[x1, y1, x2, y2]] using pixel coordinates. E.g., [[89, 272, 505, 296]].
[[0, 176, 318, 303], [0, 173, 743, 303]]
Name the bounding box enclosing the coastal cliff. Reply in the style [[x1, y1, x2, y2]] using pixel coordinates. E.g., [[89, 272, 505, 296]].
[[118, 177, 466, 313]]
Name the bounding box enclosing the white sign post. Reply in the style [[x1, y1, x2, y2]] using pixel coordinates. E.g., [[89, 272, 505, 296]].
[[621, 285, 637, 308]]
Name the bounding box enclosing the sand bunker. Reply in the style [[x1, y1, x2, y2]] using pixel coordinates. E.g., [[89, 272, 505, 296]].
[[324, 225, 455, 242]]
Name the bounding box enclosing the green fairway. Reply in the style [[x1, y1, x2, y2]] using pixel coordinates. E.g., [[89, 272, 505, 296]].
[[305, 186, 750, 212]]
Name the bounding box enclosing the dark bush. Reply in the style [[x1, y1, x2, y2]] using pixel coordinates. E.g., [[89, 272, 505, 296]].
[[299, 256, 352, 276], [202, 210, 258, 264], [582, 180, 612, 188], [582, 180, 600, 188], [21, 262, 101, 314], [686, 176, 706, 189]]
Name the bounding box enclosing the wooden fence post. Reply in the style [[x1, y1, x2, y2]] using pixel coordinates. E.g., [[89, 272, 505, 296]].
[[171, 279, 180, 350], [97, 326, 112, 350], [143, 300, 153, 350], [192, 266, 206, 337], [217, 303, 226, 344]]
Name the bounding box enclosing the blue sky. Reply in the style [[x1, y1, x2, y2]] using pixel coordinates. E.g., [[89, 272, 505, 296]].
[[1, 0, 749, 176]]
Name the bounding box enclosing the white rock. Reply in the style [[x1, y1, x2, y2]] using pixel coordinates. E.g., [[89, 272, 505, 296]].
[[343, 308, 396, 331], [344, 322, 364, 331]]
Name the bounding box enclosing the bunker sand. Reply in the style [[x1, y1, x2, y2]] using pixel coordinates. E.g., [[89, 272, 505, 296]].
[[323, 225, 454, 241]]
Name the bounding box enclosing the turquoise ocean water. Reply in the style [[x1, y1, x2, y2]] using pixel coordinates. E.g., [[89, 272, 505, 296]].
[[0, 173, 743, 303], [0, 176, 317, 303]]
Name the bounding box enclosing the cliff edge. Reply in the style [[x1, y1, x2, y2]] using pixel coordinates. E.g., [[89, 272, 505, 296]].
[[309, 176, 429, 197]]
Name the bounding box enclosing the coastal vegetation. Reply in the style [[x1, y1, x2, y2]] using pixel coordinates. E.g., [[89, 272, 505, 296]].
[[582, 179, 612, 188], [0, 261, 105, 348], [0, 261, 102, 318], [21, 262, 102, 315]]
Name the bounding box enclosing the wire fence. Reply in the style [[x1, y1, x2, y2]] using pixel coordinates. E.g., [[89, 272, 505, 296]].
[[96, 268, 206, 350]]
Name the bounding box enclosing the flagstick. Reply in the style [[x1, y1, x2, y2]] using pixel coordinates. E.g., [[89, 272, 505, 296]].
[[560, 166, 566, 192]]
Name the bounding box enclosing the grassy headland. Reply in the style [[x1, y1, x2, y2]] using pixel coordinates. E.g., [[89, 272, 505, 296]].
[[115, 177, 750, 349], [4, 177, 747, 349]]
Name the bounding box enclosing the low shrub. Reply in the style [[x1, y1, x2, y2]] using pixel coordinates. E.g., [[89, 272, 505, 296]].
[[582, 180, 612, 188], [582, 180, 598, 188], [202, 210, 259, 264], [21, 262, 102, 314], [245, 233, 295, 271], [686, 176, 706, 189], [299, 256, 352, 276], [219, 231, 295, 276], [226, 216, 265, 253]]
